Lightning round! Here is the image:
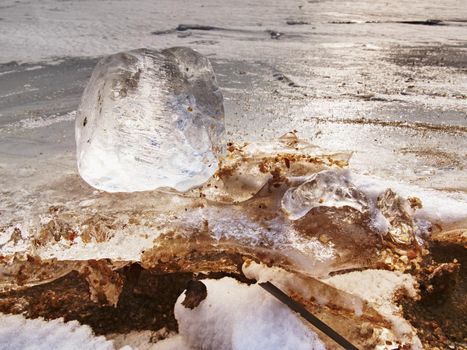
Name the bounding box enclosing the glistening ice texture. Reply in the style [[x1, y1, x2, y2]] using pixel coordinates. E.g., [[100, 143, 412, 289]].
[[75, 47, 225, 192], [174, 278, 325, 350], [282, 169, 368, 220]]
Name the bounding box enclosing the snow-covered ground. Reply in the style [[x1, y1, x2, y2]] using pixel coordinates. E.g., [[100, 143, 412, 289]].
[[0, 314, 115, 350]]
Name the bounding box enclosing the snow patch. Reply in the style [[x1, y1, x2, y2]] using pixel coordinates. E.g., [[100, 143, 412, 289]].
[[174, 278, 325, 350], [107, 329, 188, 350], [0, 313, 115, 350]]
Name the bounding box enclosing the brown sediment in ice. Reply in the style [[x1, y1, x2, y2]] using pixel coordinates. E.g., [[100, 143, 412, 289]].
[[0, 237, 462, 348], [304, 115, 467, 134], [0, 140, 465, 349], [0, 227, 463, 349]]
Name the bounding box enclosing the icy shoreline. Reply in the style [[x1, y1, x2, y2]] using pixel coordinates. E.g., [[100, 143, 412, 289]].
[[1, 0, 466, 348]]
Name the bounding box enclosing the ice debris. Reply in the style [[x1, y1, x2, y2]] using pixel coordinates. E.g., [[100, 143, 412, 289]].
[[75, 47, 225, 192], [281, 170, 424, 246], [199, 137, 350, 204], [377, 189, 416, 245], [282, 169, 368, 220]]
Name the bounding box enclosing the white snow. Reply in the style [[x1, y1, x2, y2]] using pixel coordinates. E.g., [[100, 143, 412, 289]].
[[324, 269, 417, 312], [0, 313, 115, 350], [0, 314, 192, 350], [174, 278, 325, 350]]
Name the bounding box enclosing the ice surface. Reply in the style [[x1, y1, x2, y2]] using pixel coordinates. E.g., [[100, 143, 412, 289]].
[[350, 173, 467, 224], [282, 169, 369, 220], [174, 278, 325, 350], [75, 47, 224, 192], [0, 314, 115, 350]]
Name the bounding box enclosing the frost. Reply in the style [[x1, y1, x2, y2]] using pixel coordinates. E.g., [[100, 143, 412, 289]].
[[76, 47, 225, 193]]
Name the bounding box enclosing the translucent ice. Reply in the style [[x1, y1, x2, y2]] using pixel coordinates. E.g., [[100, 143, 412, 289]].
[[282, 170, 368, 220], [75, 47, 225, 192]]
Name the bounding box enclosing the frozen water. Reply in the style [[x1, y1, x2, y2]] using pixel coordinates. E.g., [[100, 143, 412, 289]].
[[282, 169, 369, 220], [75, 47, 225, 192]]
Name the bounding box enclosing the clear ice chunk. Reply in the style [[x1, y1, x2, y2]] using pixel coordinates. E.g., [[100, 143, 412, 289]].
[[75, 47, 225, 192], [282, 169, 368, 220]]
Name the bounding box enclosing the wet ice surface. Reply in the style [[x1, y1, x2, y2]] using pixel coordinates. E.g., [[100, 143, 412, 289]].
[[76, 48, 224, 192], [1, 0, 467, 183], [0, 0, 465, 257], [0, 0, 466, 273], [282, 169, 369, 220], [0, 140, 465, 286], [0, 2, 466, 348]]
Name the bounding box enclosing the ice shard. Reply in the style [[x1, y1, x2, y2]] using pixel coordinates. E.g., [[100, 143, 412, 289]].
[[377, 189, 416, 245], [281, 170, 368, 220], [75, 47, 225, 192]]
